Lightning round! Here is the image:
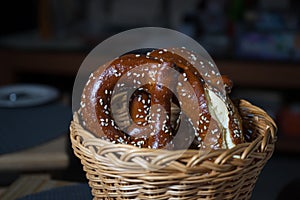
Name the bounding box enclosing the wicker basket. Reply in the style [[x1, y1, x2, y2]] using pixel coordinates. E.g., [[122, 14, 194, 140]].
[[70, 99, 277, 200]]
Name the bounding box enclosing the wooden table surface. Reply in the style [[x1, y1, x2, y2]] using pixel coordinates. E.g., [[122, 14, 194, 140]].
[[0, 174, 76, 200], [0, 135, 69, 171]]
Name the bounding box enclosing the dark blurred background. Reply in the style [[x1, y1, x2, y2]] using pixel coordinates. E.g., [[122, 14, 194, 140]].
[[0, 0, 300, 199]]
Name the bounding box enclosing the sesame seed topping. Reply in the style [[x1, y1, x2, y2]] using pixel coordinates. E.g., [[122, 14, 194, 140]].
[[191, 54, 197, 61], [80, 101, 85, 108]]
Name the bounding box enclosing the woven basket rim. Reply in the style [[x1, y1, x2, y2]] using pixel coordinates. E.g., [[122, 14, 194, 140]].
[[70, 99, 277, 161]]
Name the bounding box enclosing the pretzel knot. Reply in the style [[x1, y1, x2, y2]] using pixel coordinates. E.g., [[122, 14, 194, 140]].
[[80, 48, 244, 149]]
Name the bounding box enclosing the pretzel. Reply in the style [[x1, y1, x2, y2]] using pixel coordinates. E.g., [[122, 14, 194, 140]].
[[80, 48, 244, 149]]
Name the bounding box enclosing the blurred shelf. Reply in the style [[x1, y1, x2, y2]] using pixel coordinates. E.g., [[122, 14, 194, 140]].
[[0, 50, 85, 78], [217, 59, 300, 89], [1, 49, 300, 88]]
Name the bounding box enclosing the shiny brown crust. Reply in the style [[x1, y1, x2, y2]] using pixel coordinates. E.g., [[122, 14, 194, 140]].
[[81, 54, 177, 148], [80, 48, 244, 149]]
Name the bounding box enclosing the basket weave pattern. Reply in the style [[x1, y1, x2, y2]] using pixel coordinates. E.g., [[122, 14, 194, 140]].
[[70, 100, 277, 200]]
